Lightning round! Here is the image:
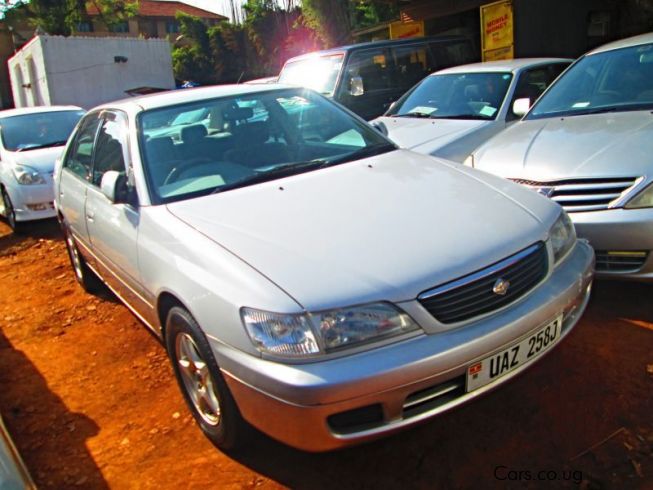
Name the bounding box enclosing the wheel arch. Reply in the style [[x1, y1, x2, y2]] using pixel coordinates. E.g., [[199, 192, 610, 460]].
[[156, 291, 190, 340]]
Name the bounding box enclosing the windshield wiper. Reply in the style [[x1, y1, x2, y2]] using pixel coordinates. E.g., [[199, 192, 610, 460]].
[[568, 103, 653, 117], [390, 112, 433, 118], [431, 114, 492, 120], [16, 140, 68, 152], [212, 159, 329, 194], [211, 143, 395, 194]]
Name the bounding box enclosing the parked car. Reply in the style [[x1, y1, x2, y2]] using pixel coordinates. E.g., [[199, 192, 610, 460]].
[[373, 58, 571, 163], [0, 106, 85, 231], [277, 36, 476, 120], [468, 32, 653, 280], [54, 84, 593, 452], [0, 415, 35, 490]]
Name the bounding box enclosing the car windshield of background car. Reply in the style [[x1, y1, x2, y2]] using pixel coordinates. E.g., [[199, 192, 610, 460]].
[[388, 72, 513, 120], [0, 110, 85, 152], [528, 42, 653, 119]]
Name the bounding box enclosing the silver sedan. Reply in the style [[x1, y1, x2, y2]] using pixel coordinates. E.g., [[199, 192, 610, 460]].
[[468, 32, 653, 280], [54, 84, 593, 451]]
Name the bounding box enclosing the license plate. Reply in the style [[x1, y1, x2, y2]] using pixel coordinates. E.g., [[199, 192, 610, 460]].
[[466, 315, 563, 392]]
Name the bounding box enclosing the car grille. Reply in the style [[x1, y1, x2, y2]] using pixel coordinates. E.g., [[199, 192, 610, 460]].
[[418, 243, 548, 324], [510, 177, 640, 212], [595, 250, 649, 272]]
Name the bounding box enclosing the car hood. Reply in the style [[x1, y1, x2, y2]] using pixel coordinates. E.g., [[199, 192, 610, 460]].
[[473, 111, 653, 180], [166, 150, 555, 311], [375, 116, 491, 151], [7, 146, 65, 173]]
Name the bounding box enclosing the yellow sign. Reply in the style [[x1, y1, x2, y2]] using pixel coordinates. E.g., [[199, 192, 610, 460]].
[[480, 0, 514, 61], [389, 21, 425, 40]]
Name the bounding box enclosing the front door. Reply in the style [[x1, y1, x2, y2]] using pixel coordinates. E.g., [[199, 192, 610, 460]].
[[338, 48, 398, 120], [84, 110, 149, 314]]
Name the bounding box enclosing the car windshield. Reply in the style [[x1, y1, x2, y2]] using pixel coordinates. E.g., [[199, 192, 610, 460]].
[[528, 42, 653, 119], [387, 72, 513, 120], [277, 54, 344, 96], [139, 88, 395, 204], [0, 110, 85, 152]]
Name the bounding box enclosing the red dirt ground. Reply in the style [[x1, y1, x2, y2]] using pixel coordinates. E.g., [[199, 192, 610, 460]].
[[0, 219, 651, 489]]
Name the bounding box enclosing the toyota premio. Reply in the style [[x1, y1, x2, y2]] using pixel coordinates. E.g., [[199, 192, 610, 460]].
[[54, 84, 593, 451]]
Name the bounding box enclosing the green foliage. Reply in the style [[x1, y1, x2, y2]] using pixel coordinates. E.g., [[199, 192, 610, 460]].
[[171, 5, 323, 84], [1, 0, 138, 36], [301, 0, 351, 47]]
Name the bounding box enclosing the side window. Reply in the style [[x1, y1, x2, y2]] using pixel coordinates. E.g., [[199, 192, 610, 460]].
[[430, 41, 476, 70], [392, 44, 433, 89], [346, 48, 393, 93], [91, 112, 128, 187], [63, 113, 101, 180], [508, 64, 570, 121]]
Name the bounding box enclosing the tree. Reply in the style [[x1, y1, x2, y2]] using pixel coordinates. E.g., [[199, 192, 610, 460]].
[[1, 0, 137, 36], [301, 0, 351, 47]]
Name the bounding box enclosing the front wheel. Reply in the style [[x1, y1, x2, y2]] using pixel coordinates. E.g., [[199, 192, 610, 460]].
[[165, 306, 248, 450], [1, 187, 21, 233], [61, 221, 102, 293]]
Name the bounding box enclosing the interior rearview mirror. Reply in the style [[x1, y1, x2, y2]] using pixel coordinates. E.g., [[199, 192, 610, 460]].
[[350, 75, 364, 97], [101, 170, 131, 204], [512, 97, 531, 117]]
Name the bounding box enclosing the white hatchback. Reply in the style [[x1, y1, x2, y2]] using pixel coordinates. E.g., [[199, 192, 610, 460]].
[[0, 106, 84, 231]]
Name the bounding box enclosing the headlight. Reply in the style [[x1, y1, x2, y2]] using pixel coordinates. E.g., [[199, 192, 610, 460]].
[[13, 165, 46, 185], [549, 210, 576, 264], [312, 303, 418, 351], [241, 303, 419, 358], [241, 309, 320, 357], [625, 182, 653, 209], [463, 154, 474, 167]]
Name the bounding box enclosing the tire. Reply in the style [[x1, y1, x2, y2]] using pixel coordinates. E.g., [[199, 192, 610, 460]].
[[61, 221, 103, 293], [165, 306, 248, 451], [1, 187, 22, 233]]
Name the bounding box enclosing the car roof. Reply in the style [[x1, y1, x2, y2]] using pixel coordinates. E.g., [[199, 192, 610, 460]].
[[587, 31, 653, 55], [0, 105, 83, 118], [435, 58, 573, 75], [94, 83, 301, 113], [284, 35, 468, 63]]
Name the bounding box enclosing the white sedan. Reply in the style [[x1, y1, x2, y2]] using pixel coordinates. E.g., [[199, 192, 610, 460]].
[[373, 58, 571, 162], [0, 106, 84, 231]]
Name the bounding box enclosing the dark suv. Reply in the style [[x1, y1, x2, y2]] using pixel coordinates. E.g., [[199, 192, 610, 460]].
[[278, 36, 476, 120]]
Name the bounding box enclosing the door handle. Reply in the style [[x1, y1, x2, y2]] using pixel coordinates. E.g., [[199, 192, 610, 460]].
[[86, 210, 95, 222]]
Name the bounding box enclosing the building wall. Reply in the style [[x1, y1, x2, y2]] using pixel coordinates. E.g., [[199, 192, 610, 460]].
[[8, 37, 51, 108], [513, 0, 619, 58], [9, 35, 175, 109]]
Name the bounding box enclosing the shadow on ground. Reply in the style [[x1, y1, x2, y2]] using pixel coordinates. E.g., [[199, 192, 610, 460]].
[[0, 328, 109, 488]]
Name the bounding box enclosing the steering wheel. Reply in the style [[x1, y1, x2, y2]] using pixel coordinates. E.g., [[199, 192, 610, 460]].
[[163, 158, 215, 185]]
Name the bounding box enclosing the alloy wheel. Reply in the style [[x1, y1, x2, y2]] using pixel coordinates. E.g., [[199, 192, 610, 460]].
[[175, 332, 222, 426]]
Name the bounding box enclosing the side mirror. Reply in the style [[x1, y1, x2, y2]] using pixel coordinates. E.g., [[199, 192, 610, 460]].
[[370, 120, 388, 136], [100, 170, 131, 204], [512, 97, 531, 117], [350, 75, 364, 97]]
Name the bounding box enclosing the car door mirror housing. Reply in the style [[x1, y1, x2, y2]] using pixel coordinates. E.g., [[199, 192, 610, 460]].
[[350, 76, 364, 96], [512, 97, 531, 117], [101, 170, 132, 204]]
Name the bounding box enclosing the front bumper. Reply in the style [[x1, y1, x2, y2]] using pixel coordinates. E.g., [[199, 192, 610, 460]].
[[5, 183, 56, 222], [212, 241, 594, 451], [572, 207, 653, 280]]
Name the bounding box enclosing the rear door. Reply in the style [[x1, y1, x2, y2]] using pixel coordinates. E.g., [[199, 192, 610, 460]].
[[58, 112, 102, 244]]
